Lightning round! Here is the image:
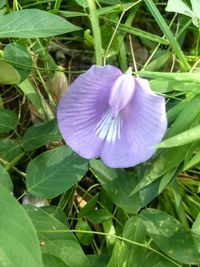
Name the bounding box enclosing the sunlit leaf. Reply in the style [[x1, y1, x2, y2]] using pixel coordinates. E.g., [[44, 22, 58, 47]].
[[0, 9, 81, 38], [0, 186, 43, 267]]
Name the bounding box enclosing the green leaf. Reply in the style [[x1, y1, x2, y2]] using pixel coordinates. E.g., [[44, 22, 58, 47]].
[[0, 109, 18, 133], [0, 164, 13, 191], [118, 216, 147, 267], [138, 71, 200, 83], [166, 0, 193, 18], [166, 0, 200, 27], [0, 60, 20, 84], [144, 252, 178, 267], [157, 125, 200, 148], [139, 168, 177, 207], [145, 52, 171, 71], [23, 119, 62, 152], [150, 79, 200, 94], [0, 138, 22, 162], [18, 79, 54, 120], [25, 205, 90, 267], [184, 151, 200, 170], [74, 0, 88, 7], [90, 159, 140, 214], [4, 43, 32, 82], [43, 255, 69, 267], [0, 9, 81, 38], [140, 208, 200, 264], [0, 186, 43, 267], [191, 0, 200, 18], [26, 146, 88, 198], [192, 212, 200, 235], [88, 255, 109, 267]]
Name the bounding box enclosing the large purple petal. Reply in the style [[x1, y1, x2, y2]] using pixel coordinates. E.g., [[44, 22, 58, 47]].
[[57, 65, 121, 159], [101, 77, 167, 168]]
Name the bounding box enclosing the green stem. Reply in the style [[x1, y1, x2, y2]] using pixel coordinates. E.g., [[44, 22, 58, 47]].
[[53, 0, 62, 13], [87, 0, 103, 65], [143, 0, 190, 71]]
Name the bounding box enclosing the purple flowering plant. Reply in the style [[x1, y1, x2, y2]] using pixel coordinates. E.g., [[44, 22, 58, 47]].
[[57, 65, 167, 168], [1, 0, 200, 266]]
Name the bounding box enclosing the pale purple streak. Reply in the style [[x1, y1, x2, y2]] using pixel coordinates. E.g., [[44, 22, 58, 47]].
[[57, 65, 167, 168]]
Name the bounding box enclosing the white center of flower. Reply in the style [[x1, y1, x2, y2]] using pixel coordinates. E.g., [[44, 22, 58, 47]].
[[95, 109, 122, 143]]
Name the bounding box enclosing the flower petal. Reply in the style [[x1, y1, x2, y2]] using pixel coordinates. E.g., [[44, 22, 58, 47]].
[[108, 72, 135, 118], [57, 65, 122, 159], [101, 78, 167, 168]]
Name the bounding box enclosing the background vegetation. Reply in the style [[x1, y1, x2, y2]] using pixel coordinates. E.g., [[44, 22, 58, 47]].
[[0, 0, 200, 266]]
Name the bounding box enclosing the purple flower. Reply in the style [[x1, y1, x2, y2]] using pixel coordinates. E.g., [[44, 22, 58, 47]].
[[57, 65, 167, 168]]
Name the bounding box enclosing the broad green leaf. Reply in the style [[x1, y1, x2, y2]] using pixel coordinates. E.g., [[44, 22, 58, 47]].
[[144, 252, 178, 267], [0, 60, 20, 84], [118, 216, 147, 267], [26, 145, 88, 198], [75, 221, 94, 246], [0, 109, 18, 132], [23, 119, 62, 152], [191, 0, 200, 17], [0, 9, 81, 38], [140, 208, 200, 264], [43, 255, 69, 267], [166, 0, 193, 18], [74, 0, 88, 7], [166, 0, 200, 27], [157, 125, 200, 148], [0, 138, 22, 162], [4, 43, 32, 82], [0, 164, 13, 191], [0, 186, 43, 267], [90, 159, 140, 214], [88, 255, 109, 267], [25, 205, 90, 267]]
